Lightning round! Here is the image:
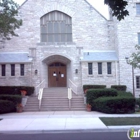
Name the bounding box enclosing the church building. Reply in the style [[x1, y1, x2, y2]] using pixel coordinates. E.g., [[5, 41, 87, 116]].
[[0, 0, 140, 97]]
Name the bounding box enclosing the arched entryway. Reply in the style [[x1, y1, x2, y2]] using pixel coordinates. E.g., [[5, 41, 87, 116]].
[[48, 62, 66, 87], [42, 54, 71, 88]]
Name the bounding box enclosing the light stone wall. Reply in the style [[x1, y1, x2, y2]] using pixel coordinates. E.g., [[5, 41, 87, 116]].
[[0, 0, 112, 93], [3, 0, 139, 95], [0, 63, 32, 86], [81, 61, 117, 88], [114, 1, 140, 97]]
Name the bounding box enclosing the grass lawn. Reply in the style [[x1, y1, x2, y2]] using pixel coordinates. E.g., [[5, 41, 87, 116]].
[[100, 117, 140, 126]]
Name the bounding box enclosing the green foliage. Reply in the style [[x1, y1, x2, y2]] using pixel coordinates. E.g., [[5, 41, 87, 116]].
[[83, 85, 106, 91], [0, 0, 22, 40], [0, 86, 34, 96], [117, 91, 133, 97], [0, 95, 22, 105], [86, 88, 118, 104], [111, 85, 127, 91], [127, 45, 140, 69], [136, 98, 140, 107], [93, 96, 135, 114], [0, 100, 15, 114], [104, 0, 129, 20]]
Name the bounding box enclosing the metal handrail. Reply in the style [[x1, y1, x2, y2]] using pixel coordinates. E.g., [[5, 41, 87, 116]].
[[68, 79, 78, 95], [35, 80, 45, 95], [38, 88, 44, 111], [68, 88, 72, 110]]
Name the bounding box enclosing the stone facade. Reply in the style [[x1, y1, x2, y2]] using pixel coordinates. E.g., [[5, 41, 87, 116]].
[[0, 0, 140, 96]]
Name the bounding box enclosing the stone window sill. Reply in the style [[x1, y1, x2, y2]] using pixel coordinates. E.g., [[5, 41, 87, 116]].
[[97, 75, 103, 77], [136, 89, 140, 91], [88, 75, 94, 77], [0, 76, 6, 79], [106, 74, 113, 77]]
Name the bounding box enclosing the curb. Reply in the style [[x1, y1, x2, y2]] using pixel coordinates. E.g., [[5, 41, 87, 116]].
[[0, 128, 130, 134]]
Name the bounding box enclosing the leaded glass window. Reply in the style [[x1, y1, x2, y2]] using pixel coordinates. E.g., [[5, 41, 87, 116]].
[[40, 11, 72, 43]]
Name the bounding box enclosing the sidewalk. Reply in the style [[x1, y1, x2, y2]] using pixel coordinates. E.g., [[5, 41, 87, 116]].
[[0, 111, 140, 133]]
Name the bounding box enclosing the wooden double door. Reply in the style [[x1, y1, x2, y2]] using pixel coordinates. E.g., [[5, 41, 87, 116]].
[[48, 62, 67, 87]]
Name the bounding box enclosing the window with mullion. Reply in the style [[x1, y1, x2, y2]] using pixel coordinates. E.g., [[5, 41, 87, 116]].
[[11, 64, 15, 76], [20, 64, 24, 76], [40, 11, 72, 43], [1, 64, 6, 76], [98, 62, 102, 75], [136, 76, 140, 88], [107, 62, 112, 74], [138, 33, 140, 45], [136, 3, 140, 15], [88, 63, 93, 75]]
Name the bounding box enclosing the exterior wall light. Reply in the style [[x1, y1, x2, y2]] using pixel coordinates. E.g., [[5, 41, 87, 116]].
[[35, 69, 38, 75], [75, 69, 78, 74]]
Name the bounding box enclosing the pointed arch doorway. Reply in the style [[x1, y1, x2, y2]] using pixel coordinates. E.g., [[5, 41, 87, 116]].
[[48, 62, 67, 87]]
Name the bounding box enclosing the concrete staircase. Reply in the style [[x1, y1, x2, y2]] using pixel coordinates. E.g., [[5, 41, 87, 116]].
[[23, 95, 39, 112], [24, 88, 86, 112]]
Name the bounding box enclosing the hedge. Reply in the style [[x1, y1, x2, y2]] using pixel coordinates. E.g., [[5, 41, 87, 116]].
[[136, 98, 140, 107], [117, 91, 133, 97], [0, 86, 34, 96], [86, 88, 118, 104], [0, 95, 22, 105], [93, 96, 135, 114], [0, 100, 16, 114], [83, 85, 106, 91], [111, 85, 127, 91]]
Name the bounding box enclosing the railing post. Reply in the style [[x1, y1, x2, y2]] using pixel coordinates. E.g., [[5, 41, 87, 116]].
[[68, 88, 72, 110]]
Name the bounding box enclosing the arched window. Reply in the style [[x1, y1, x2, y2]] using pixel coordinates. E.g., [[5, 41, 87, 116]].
[[40, 11, 72, 43]]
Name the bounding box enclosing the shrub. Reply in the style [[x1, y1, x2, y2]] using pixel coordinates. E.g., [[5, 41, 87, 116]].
[[136, 98, 140, 107], [0, 86, 34, 96], [83, 85, 106, 91], [93, 96, 135, 114], [111, 85, 127, 91], [86, 88, 118, 104], [0, 95, 22, 105], [117, 91, 133, 97], [0, 100, 16, 114]]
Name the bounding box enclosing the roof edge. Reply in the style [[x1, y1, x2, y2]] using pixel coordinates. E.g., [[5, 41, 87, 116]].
[[84, 0, 108, 21]]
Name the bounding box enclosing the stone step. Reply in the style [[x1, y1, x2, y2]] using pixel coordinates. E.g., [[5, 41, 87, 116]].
[[24, 88, 85, 112]]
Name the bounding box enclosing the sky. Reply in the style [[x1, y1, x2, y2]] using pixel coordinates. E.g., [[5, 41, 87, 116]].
[[13, 0, 109, 19]]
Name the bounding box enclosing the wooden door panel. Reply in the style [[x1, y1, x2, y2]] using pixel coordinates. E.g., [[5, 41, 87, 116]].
[[58, 67, 66, 87], [48, 67, 57, 87], [48, 63, 67, 87]]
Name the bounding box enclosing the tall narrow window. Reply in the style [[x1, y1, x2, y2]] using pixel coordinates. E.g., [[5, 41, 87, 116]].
[[20, 64, 24, 76], [11, 64, 15, 76], [98, 63, 102, 75], [136, 76, 140, 89], [107, 62, 112, 74], [138, 33, 140, 45], [1, 64, 6, 76], [40, 10, 72, 43], [88, 63, 93, 75], [136, 3, 140, 15]]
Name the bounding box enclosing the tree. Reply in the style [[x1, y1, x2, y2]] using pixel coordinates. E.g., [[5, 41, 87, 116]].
[[0, 0, 22, 40], [127, 45, 140, 69], [104, 0, 129, 21]]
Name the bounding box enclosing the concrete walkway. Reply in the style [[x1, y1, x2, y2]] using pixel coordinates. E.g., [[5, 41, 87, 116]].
[[0, 111, 140, 133]]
